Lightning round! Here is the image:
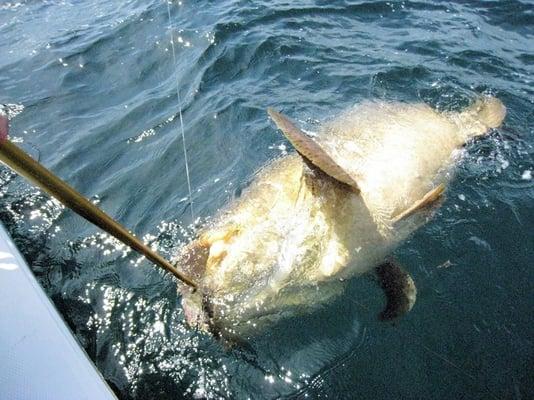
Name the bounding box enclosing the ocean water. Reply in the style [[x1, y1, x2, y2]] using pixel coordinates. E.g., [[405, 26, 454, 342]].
[[0, 0, 533, 399]]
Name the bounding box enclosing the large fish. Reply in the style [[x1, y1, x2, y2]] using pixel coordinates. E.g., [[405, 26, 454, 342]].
[[176, 96, 506, 339]]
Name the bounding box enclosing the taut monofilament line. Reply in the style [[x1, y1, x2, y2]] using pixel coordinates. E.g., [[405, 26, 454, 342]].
[[165, 0, 194, 222]]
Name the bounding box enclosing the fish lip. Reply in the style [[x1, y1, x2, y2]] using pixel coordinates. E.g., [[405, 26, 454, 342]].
[[181, 293, 211, 332], [181, 289, 224, 338]]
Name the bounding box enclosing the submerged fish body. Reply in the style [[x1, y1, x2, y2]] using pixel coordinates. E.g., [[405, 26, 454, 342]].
[[177, 96, 505, 336]]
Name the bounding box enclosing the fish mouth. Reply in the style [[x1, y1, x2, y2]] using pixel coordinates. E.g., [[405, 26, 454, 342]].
[[181, 294, 208, 330], [181, 289, 223, 338]]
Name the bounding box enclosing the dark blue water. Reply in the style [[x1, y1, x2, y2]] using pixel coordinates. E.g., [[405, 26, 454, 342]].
[[1, 1, 533, 399]]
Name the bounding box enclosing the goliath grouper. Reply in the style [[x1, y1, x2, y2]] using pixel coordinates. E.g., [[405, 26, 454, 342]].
[[176, 96, 506, 339]]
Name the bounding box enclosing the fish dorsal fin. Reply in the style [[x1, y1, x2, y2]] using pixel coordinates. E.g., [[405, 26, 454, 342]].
[[267, 108, 360, 193]]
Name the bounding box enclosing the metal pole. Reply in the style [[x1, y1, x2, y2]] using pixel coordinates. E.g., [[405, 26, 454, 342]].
[[0, 115, 197, 289]]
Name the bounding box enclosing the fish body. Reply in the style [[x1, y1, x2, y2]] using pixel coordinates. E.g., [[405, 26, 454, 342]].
[[177, 96, 505, 336]]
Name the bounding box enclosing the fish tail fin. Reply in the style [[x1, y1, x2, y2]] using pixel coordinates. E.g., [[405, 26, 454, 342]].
[[459, 96, 506, 140]]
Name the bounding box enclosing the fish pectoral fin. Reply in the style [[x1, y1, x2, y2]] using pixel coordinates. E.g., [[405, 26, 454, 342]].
[[392, 183, 446, 224], [375, 260, 417, 321], [267, 108, 360, 193]]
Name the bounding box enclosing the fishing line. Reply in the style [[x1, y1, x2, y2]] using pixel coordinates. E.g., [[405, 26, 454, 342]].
[[165, 0, 194, 222]]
